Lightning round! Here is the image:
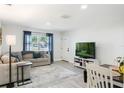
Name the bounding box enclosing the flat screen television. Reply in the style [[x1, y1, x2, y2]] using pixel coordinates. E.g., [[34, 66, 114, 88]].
[[76, 42, 95, 59]]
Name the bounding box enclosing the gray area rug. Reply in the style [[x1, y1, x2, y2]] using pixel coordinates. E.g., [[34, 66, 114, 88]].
[[17, 64, 84, 88]]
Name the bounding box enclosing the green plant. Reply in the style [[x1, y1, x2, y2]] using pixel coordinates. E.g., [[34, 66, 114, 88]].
[[115, 57, 124, 75]]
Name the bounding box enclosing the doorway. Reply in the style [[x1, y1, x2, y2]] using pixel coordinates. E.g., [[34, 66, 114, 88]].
[[62, 36, 70, 62]]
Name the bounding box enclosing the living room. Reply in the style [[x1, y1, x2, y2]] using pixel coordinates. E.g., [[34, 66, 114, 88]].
[[0, 2, 124, 89]]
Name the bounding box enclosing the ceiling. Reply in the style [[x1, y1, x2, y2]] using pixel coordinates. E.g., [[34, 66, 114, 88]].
[[0, 4, 124, 31]]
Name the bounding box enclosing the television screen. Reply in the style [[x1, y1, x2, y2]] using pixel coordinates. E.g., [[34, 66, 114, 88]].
[[76, 42, 95, 59]]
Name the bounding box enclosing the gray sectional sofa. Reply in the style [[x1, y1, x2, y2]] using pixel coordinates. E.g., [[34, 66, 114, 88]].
[[0, 51, 51, 86], [0, 61, 31, 86]]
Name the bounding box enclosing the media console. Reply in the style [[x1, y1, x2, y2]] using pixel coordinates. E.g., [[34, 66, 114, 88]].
[[74, 57, 98, 69], [74, 57, 98, 83]]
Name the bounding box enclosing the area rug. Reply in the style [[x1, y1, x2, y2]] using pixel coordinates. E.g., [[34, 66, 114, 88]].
[[17, 64, 78, 88]]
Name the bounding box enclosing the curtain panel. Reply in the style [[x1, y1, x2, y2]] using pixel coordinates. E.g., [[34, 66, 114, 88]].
[[23, 31, 31, 51], [46, 33, 54, 63]]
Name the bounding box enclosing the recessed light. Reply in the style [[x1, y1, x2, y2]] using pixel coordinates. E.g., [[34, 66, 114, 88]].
[[46, 22, 51, 26], [81, 5, 88, 10]]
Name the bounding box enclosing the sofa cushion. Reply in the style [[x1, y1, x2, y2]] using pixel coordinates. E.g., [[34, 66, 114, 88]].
[[33, 52, 41, 58], [43, 54, 49, 58], [40, 51, 48, 58], [24, 59, 37, 63], [24, 58, 48, 63], [36, 58, 48, 62], [23, 53, 33, 60], [0, 60, 2, 64], [1, 55, 16, 64]]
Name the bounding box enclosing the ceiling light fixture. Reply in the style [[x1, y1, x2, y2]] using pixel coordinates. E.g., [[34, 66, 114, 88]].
[[81, 5, 88, 10]]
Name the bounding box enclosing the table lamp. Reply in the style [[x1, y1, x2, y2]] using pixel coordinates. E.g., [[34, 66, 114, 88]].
[[6, 35, 16, 88]]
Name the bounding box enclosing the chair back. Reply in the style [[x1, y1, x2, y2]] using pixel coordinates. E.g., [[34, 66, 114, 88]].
[[86, 63, 113, 88]]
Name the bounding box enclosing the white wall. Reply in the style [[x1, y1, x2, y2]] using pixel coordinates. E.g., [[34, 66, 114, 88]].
[[1, 22, 124, 64], [1, 22, 62, 61], [61, 25, 124, 65]]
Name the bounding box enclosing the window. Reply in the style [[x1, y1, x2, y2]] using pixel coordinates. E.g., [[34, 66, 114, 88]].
[[23, 31, 54, 62], [23, 31, 49, 51], [31, 33, 49, 51]]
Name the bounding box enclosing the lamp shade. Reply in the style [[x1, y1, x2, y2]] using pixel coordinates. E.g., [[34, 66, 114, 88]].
[[6, 35, 16, 45]]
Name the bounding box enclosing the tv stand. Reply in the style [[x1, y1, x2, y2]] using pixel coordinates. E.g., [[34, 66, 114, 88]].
[[74, 57, 97, 69]]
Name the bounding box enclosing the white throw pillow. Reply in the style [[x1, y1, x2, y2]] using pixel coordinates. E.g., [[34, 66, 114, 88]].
[[1, 55, 16, 64]]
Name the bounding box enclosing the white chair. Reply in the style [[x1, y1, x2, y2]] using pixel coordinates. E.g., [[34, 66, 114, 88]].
[[86, 63, 113, 88]]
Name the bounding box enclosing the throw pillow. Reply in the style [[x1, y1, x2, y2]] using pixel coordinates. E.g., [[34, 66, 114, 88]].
[[11, 54, 20, 62], [1, 55, 17, 64], [43, 54, 48, 58], [40, 51, 45, 58], [11, 52, 23, 61], [33, 52, 41, 58], [23, 53, 33, 60]]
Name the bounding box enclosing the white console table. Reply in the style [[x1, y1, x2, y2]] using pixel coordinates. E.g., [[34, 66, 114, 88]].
[[74, 57, 98, 69]]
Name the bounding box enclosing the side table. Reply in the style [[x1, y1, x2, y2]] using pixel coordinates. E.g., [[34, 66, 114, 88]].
[[17, 62, 32, 86]]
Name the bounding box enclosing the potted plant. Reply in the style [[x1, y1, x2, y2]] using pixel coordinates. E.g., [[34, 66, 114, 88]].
[[115, 57, 124, 79]]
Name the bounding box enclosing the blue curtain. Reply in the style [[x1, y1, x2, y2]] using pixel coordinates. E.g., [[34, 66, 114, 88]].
[[23, 31, 31, 51], [46, 33, 53, 63]]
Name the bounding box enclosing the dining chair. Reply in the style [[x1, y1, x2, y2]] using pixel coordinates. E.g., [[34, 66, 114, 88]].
[[86, 63, 113, 88]]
